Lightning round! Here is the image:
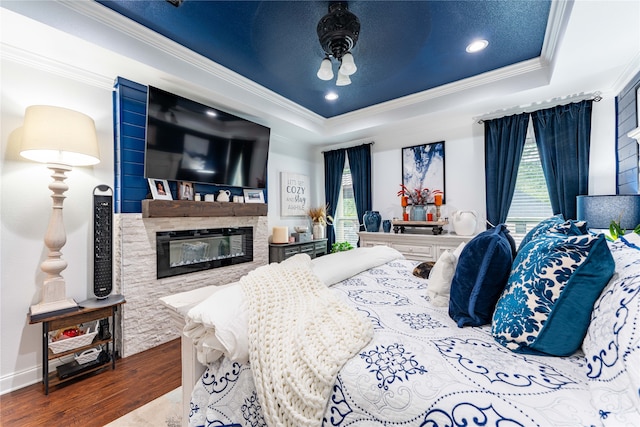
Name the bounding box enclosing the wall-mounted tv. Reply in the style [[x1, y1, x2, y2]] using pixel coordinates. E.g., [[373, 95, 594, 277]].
[[144, 86, 270, 188]]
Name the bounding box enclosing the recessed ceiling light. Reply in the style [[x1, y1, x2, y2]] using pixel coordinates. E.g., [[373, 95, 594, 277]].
[[466, 39, 489, 53], [325, 92, 339, 101], [206, 110, 217, 117]]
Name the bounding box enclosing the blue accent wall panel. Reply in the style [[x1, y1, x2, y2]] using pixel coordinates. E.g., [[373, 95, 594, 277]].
[[114, 77, 148, 213], [616, 70, 640, 195]]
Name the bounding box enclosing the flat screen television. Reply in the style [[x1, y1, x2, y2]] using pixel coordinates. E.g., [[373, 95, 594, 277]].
[[144, 86, 270, 188]]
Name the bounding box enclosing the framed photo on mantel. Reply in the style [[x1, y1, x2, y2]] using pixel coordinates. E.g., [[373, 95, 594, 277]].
[[402, 141, 446, 204], [177, 181, 194, 201], [243, 188, 265, 203], [148, 178, 172, 200]]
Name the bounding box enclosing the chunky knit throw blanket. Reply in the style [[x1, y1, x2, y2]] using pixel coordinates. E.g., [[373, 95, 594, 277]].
[[240, 254, 373, 427]]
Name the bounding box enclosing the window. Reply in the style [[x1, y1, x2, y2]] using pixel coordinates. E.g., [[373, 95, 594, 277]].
[[505, 126, 553, 245], [333, 158, 360, 247]]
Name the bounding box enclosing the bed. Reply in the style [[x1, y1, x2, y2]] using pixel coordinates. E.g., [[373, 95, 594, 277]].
[[162, 224, 640, 427]]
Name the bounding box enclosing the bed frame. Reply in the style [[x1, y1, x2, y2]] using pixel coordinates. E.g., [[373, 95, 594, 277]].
[[160, 286, 219, 427]]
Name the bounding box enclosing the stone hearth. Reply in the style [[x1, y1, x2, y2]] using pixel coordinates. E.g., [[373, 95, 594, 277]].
[[114, 213, 268, 357]]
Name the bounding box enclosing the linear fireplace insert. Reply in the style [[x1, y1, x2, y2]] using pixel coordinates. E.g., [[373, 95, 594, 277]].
[[156, 227, 253, 279]]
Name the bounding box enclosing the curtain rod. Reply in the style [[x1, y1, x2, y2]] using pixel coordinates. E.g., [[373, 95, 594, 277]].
[[321, 141, 374, 154], [474, 91, 602, 124]]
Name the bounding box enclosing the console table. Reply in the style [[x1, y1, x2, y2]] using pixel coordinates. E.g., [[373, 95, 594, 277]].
[[29, 299, 125, 394], [359, 231, 474, 262], [269, 239, 328, 263]]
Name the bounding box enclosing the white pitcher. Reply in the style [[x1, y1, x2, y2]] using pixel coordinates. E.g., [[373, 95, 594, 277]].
[[216, 189, 231, 202], [452, 210, 478, 236]]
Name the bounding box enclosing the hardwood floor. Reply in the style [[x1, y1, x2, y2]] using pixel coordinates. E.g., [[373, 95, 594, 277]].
[[0, 338, 181, 427]]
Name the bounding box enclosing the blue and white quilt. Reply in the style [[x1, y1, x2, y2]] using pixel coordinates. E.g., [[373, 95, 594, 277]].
[[189, 240, 640, 427]]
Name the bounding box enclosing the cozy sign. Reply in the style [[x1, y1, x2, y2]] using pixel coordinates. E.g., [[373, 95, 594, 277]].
[[281, 172, 309, 216]]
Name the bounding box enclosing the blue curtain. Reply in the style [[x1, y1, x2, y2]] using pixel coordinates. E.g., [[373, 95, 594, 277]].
[[347, 144, 373, 239], [323, 148, 346, 250], [531, 100, 592, 220], [484, 113, 530, 228]]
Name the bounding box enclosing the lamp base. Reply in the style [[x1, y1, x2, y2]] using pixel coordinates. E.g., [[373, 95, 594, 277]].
[[30, 298, 78, 318]]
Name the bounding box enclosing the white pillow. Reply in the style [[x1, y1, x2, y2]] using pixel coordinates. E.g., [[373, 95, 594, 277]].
[[312, 245, 404, 286], [185, 282, 250, 364], [426, 242, 465, 307]]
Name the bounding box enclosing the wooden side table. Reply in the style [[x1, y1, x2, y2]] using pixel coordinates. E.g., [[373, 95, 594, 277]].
[[29, 299, 125, 394]]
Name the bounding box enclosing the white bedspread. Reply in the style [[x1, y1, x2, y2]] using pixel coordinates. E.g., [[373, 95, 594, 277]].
[[189, 258, 604, 427]]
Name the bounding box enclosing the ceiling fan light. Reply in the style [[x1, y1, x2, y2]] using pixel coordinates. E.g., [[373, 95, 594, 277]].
[[317, 57, 334, 80], [336, 71, 351, 86], [339, 52, 357, 76]]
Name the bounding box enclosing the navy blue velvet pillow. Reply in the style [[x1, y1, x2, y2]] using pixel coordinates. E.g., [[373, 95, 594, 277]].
[[449, 224, 516, 327]]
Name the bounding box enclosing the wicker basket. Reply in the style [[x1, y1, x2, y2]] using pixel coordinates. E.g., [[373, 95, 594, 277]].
[[74, 347, 102, 364], [48, 323, 98, 354]]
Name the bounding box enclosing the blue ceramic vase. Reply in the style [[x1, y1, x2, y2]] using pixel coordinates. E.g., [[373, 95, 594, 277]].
[[410, 205, 426, 221], [363, 210, 382, 232], [383, 219, 392, 233]]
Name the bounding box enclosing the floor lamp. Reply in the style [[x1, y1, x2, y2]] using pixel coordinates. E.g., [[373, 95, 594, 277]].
[[20, 105, 101, 316]]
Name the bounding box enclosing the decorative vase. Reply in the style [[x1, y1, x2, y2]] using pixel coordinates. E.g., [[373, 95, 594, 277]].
[[382, 219, 392, 233], [410, 205, 426, 221], [452, 210, 478, 236], [312, 222, 325, 239], [363, 210, 382, 232]]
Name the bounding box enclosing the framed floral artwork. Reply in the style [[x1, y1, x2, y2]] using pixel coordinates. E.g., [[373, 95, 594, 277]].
[[401, 141, 445, 204]]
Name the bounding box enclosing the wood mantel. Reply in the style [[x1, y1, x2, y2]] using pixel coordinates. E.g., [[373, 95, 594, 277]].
[[141, 200, 268, 218]]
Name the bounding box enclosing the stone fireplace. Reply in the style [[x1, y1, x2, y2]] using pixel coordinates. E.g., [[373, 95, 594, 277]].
[[114, 206, 268, 358]]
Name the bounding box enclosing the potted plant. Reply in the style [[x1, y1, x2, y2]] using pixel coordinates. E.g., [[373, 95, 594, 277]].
[[607, 219, 640, 241], [331, 241, 354, 253]]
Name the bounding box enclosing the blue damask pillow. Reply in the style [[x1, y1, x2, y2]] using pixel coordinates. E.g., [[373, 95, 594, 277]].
[[492, 233, 615, 356], [449, 224, 516, 327], [517, 214, 564, 252], [548, 220, 588, 236]]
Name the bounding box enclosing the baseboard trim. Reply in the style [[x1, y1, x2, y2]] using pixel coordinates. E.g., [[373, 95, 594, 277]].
[[0, 366, 41, 395]]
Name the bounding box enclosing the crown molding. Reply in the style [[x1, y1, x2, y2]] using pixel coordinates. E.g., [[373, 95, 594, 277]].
[[541, 0, 574, 69], [325, 57, 549, 131], [0, 42, 114, 90], [57, 0, 562, 132], [58, 0, 324, 125], [610, 51, 640, 96]]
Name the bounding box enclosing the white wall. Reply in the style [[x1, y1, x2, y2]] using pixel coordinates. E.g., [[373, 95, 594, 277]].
[[1, 60, 115, 392], [266, 137, 320, 235]]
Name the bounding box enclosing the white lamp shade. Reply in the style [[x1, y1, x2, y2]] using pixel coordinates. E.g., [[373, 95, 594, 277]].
[[339, 52, 357, 76], [336, 71, 351, 86], [20, 105, 100, 166], [317, 57, 334, 80]]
